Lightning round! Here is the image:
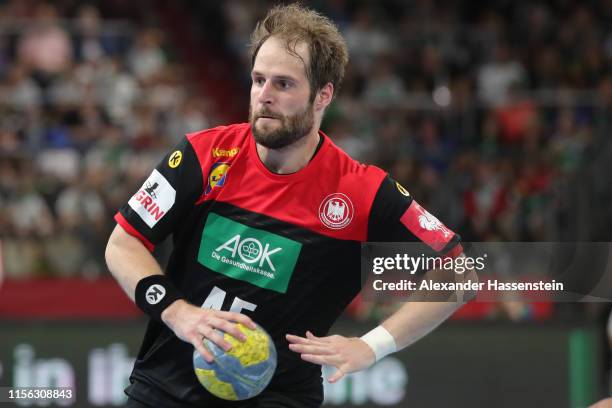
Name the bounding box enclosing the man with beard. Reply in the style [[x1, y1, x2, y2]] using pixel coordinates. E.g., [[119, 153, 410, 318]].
[[106, 4, 469, 407]]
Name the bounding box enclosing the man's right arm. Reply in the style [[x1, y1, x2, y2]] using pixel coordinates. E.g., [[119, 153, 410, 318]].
[[105, 223, 256, 361], [106, 136, 258, 361], [105, 223, 164, 301]]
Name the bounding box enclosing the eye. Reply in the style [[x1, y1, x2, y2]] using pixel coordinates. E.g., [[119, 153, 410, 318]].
[[278, 80, 291, 89], [253, 77, 265, 86]]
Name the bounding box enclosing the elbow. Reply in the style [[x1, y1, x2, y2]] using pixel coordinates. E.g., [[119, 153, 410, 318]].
[[105, 224, 151, 268], [105, 224, 135, 271], [105, 227, 120, 271]]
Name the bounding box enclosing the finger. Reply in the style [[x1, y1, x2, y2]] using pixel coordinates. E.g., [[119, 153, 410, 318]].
[[209, 318, 247, 342], [300, 353, 343, 366], [306, 330, 319, 339], [306, 331, 331, 343], [286, 335, 329, 349], [192, 335, 215, 363], [328, 368, 346, 383], [216, 311, 257, 329], [286, 334, 310, 344], [200, 326, 232, 352], [288, 343, 335, 355], [287, 333, 327, 346]]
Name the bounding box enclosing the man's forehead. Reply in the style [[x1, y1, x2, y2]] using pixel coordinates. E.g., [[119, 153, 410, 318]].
[[253, 36, 309, 78]]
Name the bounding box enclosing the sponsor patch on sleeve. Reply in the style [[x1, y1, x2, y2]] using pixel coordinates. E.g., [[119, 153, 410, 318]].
[[400, 201, 454, 252], [128, 169, 176, 228], [395, 181, 410, 197], [168, 150, 182, 168]]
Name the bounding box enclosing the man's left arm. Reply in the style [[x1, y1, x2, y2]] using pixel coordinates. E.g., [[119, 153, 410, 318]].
[[287, 174, 474, 382], [286, 263, 476, 383]]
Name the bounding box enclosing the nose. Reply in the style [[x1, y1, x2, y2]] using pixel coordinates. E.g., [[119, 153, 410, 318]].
[[257, 80, 274, 105]]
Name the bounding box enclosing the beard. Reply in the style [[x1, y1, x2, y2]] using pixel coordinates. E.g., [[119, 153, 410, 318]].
[[249, 103, 314, 149]]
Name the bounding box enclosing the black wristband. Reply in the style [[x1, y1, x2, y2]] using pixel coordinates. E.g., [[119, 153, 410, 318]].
[[135, 275, 183, 322]]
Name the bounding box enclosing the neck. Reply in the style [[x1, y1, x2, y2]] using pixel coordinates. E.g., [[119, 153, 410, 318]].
[[256, 129, 321, 174]]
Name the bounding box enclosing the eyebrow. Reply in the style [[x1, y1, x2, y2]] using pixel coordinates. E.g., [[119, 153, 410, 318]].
[[251, 71, 299, 82]]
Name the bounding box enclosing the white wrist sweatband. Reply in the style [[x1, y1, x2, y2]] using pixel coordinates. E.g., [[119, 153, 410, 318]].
[[360, 325, 397, 362]]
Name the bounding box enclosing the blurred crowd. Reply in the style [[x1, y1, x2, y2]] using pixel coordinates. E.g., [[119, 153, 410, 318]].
[[1, 0, 612, 280], [220, 0, 612, 244], [0, 0, 212, 278]]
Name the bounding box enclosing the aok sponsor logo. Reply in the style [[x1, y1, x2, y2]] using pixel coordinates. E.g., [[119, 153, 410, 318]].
[[198, 213, 301, 293], [128, 169, 176, 228], [215, 235, 281, 272], [212, 147, 240, 158]]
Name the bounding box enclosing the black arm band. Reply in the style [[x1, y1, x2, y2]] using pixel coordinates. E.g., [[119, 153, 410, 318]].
[[135, 275, 183, 322]]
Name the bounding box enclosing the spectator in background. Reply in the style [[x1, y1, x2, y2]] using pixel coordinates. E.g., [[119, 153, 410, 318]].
[[100, 57, 141, 125], [343, 4, 394, 74], [127, 28, 166, 82], [550, 108, 590, 175], [0, 129, 23, 155], [494, 84, 538, 146], [3, 160, 53, 278], [362, 55, 408, 106], [51, 167, 107, 277], [17, 3, 72, 88], [415, 117, 452, 173], [478, 43, 527, 107], [325, 116, 372, 161], [164, 95, 212, 140], [222, 0, 260, 65], [6, 164, 54, 239], [463, 161, 510, 240], [2, 237, 45, 278], [3, 65, 42, 112], [73, 4, 123, 63]]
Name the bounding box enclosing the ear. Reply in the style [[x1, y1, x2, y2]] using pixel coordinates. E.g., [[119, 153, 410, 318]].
[[314, 82, 334, 112]]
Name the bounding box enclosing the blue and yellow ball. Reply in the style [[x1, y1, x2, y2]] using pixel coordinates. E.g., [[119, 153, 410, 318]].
[[193, 323, 277, 400]]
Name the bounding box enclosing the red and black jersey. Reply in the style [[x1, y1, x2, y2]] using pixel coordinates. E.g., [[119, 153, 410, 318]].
[[115, 123, 461, 406]]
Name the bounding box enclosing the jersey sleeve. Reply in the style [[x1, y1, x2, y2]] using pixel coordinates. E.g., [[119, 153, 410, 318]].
[[114, 137, 203, 251], [367, 174, 462, 257]]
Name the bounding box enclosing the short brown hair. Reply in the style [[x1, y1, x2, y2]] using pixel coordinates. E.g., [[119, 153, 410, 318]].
[[249, 3, 349, 101]]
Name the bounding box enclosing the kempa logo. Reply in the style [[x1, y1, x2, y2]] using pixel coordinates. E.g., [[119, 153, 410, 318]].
[[215, 235, 281, 271], [395, 181, 410, 197], [168, 150, 182, 168], [212, 147, 240, 158], [198, 213, 302, 293], [146, 284, 166, 304]]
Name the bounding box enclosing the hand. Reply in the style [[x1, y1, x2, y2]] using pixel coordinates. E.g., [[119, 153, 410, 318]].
[[161, 299, 256, 362], [286, 331, 375, 383]]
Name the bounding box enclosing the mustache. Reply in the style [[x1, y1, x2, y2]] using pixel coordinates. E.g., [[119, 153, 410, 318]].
[[255, 108, 282, 119]]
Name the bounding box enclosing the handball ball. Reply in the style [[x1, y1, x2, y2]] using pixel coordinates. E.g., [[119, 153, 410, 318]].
[[193, 323, 277, 401]]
